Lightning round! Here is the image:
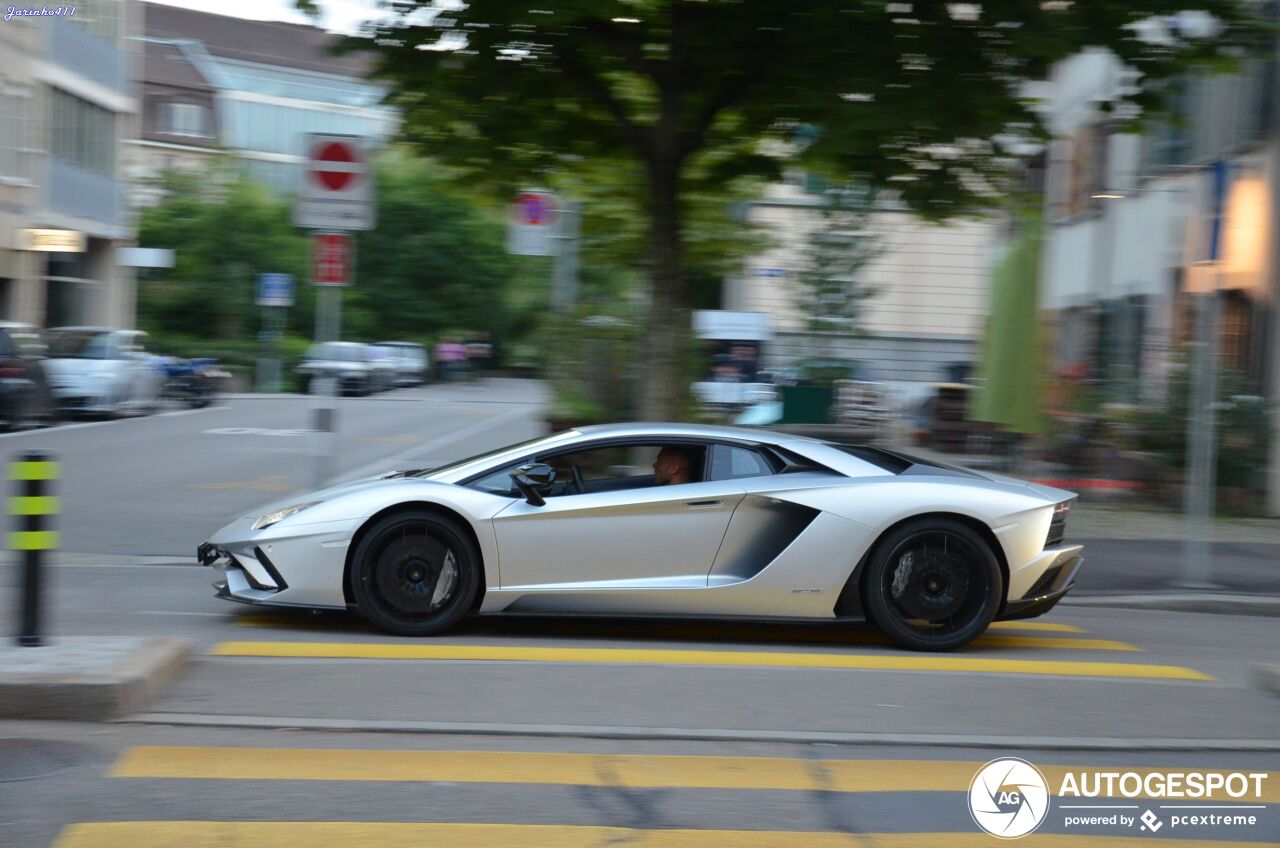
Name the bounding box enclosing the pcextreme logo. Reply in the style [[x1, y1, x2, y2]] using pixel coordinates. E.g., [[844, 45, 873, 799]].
[[968, 759, 1270, 839]]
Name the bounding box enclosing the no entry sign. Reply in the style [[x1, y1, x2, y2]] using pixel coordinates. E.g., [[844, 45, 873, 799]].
[[313, 141, 360, 192], [295, 134, 375, 231], [313, 233, 353, 286]]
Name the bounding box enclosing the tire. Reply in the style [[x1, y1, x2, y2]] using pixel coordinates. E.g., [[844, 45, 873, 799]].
[[862, 518, 1003, 651], [350, 510, 480, 636]]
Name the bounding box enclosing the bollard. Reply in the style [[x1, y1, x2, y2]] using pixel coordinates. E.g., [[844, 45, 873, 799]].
[[10, 451, 59, 647]]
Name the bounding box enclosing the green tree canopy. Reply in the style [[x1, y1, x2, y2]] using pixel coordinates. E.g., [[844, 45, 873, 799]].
[[137, 155, 530, 354], [338, 2, 1264, 416]]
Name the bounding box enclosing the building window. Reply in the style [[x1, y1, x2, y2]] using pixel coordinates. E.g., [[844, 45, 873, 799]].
[[0, 84, 32, 182], [67, 0, 120, 41], [158, 102, 209, 138], [49, 87, 115, 175]]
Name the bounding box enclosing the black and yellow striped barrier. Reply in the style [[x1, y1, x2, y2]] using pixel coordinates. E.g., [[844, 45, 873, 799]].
[[11, 451, 58, 647]]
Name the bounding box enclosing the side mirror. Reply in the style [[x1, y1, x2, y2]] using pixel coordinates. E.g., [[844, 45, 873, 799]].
[[511, 463, 556, 506]]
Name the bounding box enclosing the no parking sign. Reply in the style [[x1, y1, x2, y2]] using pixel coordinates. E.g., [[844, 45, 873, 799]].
[[506, 191, 561, 256]]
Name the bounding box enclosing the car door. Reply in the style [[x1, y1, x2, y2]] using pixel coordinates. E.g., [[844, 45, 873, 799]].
[[490, 441, 746, 589]]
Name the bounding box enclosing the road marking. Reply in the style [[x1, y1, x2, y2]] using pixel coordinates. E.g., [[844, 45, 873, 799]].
[[203, 427, 312, 436], [210, 641, 1212, 680], [225, 622, 1136, 653], [50, 823, 1280, 848], [974, 634, 1140, 652], [0, 406, 217, 440], [988, 621, 1087, 633], [107, 749, 1280, 803]]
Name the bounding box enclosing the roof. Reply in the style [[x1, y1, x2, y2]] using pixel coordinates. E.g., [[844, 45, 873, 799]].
[[143, 2, 377, 77], [143, 39, 214, 90], [573, 422, 810, 446]]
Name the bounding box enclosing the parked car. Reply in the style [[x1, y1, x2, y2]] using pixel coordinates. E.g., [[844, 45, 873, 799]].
[[367, 345, 399, 393], [376, 341, 430, 386], [296, 342, 374, 396], [0, 321, 57, 431], [43, 327, 164, 417]]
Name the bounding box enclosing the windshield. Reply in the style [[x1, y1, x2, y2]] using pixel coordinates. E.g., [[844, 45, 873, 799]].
[[308, 342, 366, 362], [47, 330, 112, 359], [412, 432, 578, 478]]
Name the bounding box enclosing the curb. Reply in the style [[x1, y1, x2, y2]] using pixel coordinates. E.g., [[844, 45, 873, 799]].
[[121, 712, 1280, 752], [1062, 593, 1280, 617], [0, 638, 194, 721], [1255, 665, 1280, 698]]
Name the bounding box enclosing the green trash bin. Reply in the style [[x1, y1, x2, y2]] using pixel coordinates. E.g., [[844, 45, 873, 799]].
[[779, 386, 834, 424]]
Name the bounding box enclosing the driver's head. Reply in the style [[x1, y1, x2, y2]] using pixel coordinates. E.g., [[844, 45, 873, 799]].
[[653, 446, 692, 485]]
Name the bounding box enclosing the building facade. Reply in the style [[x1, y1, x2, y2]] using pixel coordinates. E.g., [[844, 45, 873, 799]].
[[0, 0, 141, 328], [1038, 45, 1280, 511], [724, 179, 998, 384], [131, 3, 398, 202]]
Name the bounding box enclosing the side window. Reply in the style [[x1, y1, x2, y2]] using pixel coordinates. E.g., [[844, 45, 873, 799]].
[[465, 443, 710, 497], [709, 444, 775, 481]]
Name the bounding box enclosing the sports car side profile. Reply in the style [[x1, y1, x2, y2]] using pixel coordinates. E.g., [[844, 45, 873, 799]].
[[198, 423, 1082, 650]]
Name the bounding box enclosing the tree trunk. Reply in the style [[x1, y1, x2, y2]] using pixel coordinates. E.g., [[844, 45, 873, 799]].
[[639, 152, 687, 421]]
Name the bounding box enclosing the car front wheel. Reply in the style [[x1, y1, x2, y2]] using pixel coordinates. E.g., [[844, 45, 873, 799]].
[[350, 510, 480, 636], [863, 518, 1003, 651]]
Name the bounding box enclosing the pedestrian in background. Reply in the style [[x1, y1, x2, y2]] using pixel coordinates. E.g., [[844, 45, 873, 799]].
[[434, 337, 468, 382], [466, 332, 493, 381]]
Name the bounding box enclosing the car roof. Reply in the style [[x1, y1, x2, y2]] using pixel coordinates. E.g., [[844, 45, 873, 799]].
[[47, 326, 140, 334], [573, 422, 812, 446]]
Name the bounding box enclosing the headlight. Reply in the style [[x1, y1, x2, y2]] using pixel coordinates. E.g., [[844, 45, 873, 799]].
[[252, 501, 321, 530]]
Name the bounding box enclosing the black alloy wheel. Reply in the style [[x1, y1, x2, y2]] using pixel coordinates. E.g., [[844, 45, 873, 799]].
[[351, 510, 480, 636], [862, 518, 1003, 651]]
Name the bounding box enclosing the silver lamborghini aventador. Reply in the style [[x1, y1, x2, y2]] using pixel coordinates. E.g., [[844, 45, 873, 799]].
[[198, 423, 1083, 650]]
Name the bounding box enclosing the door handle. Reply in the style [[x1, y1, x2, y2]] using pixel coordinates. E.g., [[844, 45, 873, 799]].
[[685, 499, 723, 507]]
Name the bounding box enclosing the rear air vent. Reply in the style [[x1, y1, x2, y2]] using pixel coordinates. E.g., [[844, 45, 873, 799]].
[[1045, 502, 1070, 548]]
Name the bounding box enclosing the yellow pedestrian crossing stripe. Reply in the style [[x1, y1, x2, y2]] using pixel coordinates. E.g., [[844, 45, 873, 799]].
[[230, 615, 1129, 650], [211, 640, 1209, 680], [49, 822, 1280, 848], [988, 621, 1088, 633], [108, 748, 1280, 803]]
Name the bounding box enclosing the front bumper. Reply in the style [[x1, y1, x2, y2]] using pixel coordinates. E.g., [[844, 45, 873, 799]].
[[198, 518, 355, 610]]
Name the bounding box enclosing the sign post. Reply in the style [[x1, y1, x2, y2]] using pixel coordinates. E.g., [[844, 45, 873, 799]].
[[256, 274, 293, 393], [506, 190, 579, 313], [1181, 160, 1228, 589], [295, 134, 373, 488]]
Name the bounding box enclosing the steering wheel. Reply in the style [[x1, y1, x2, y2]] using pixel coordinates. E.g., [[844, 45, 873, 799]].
[[572, 464, 587, 494]]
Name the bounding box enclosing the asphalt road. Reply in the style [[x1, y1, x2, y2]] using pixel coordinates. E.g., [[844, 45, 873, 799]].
[[0, 379, 548, 556], [0, 380, 1276, 846], [1, 569, 1277, 846]]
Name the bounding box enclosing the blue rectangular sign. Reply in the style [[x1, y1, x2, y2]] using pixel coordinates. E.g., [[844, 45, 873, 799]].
[[1207, 160, 1229, 263], [257, 273, 294, 307]]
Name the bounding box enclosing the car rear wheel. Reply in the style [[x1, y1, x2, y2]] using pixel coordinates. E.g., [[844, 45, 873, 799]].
[[351, 510, 480, 637], [862, 518, 1003, 651]]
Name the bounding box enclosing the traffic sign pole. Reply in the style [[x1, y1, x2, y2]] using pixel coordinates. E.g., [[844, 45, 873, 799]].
[[295, 134, 370, 490], [1181, 160, 1229, 589]]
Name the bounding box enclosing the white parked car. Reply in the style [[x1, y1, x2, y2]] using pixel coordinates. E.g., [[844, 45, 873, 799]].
[[43, 328, 164, 417], [296, 342, 374, 396], [376, 341, 430, 386]]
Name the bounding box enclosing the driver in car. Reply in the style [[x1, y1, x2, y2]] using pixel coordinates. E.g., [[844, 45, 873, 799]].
[[653, 447, 693, 485]]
